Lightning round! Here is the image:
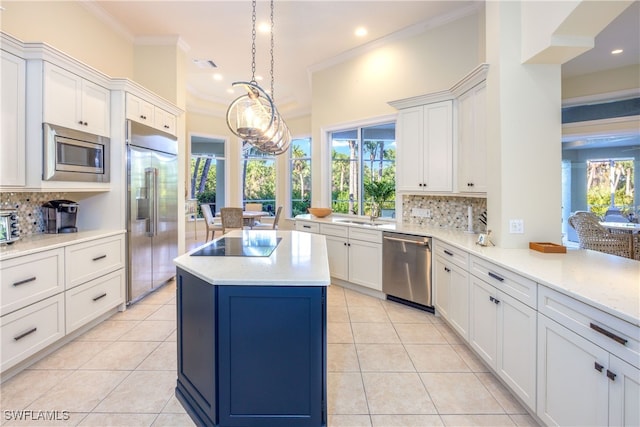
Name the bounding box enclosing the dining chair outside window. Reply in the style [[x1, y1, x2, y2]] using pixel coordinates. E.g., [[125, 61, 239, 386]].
[[568, 212, 632, 259], [253, 206, 283, 230], [245, 203, 263, 212], [201, 204, 223, 242], [220, 207, 244, 234]]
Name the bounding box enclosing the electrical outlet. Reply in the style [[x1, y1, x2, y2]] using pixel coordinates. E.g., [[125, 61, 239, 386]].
[[411, 208, 431, 218], [509, 219, 524, 234]]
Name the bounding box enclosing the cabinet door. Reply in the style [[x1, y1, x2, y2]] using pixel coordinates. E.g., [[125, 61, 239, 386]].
[[609, 355, 640, 427], [155, 107, 177, 136], [44, 63, 82, 130], [1, 51, 26, 187], [396, 106, 424, 192], [469, 276, 497, 368], [537, 314, 609, 427], [448, 263, 469, 341], [324, 235, 348, 281], [348, 239, 382, 291], [423, 100, 453, 192], [457, 82, 486, 193], [81, 79, 110, 137], [433, 257, 451, 320], [497, 290, 536, 410], [126, 94, 154, 125]]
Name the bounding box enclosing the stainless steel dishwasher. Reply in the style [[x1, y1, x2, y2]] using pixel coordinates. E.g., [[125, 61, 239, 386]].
[[382, 232, 433, 311]]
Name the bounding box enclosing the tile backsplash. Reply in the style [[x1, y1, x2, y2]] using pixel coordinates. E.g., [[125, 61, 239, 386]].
[[0, 192, 70, 237], [402, 194, 487, 232]]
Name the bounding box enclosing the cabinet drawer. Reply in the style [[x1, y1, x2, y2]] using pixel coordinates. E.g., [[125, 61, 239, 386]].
[[65, 235, 125, 289], [1, 248, 64, 316], [348, 227, 382, 243], [538, 285, 639, 368], [469, 255, 536, 309], [319, 223, 348, 238], [65, 269, 124, 334], [296, 221, 319, 234], [1, 293, 65, 372], [433, 239, 469, 270]]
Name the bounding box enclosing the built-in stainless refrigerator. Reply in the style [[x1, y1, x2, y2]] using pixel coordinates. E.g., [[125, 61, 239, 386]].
[[126, 120, 178, 303]]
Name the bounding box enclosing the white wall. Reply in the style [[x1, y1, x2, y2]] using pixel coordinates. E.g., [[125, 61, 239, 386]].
[[310, 11, 483, 207]]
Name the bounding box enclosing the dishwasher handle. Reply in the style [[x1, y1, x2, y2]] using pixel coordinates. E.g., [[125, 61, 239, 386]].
[[383, 235, 430, 248]]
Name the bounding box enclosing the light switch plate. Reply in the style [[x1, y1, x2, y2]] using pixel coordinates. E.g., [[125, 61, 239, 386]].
[[509, 219, 524, 234], [412, 208, 431, 218]]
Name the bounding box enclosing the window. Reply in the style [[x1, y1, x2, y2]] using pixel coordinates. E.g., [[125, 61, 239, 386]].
[[330, 122, 396, 217], [290, 137, 311, 217], [190, 137, 225, 217], [242, 143, 277, 214], [586, 158, 635, 217]]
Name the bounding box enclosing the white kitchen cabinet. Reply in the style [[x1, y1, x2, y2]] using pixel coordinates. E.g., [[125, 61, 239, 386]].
[[1, 50, 26, 187], [126, 93, 177, 136], [43, 62, 110, 137], [0, 293, 65, 372], [126, 92, 154, 126], [537, 285, 640, 427], [469, 257, 537, 410], [433, 240, 470, 340], [154, 106, 177, 135], [457, 81, 487, 193], [295, 220, 319, 233], [0, 248, 64, 316], [396, 100, 453, 193], [64, 234, 125, 289], [319, 223, 382, 291]]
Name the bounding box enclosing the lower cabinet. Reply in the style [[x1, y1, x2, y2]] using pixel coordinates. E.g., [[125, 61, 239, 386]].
[[176, 268, 327, 427], [433, 255, 469, 340], [469, 275, 537, 410], [537, 286, 640, 427], [0, 294, 65, 371], [319, 223, 382, 292]]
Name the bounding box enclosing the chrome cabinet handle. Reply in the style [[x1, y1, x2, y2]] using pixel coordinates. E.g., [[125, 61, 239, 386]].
[[14, 327, 37, 341], [13, 277, 36, 286]]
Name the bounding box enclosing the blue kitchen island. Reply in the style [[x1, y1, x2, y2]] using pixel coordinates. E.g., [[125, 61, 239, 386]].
[[173, 230, 330, 427]]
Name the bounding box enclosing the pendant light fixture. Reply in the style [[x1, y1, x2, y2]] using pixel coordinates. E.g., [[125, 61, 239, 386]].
[[226, 0, 291, 155]]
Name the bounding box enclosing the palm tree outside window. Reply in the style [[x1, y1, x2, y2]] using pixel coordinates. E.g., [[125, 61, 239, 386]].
[[290, 137, 311, 217]]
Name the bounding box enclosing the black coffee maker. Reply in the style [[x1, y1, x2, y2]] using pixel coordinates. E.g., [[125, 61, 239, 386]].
[[42, 200, 79, 233]]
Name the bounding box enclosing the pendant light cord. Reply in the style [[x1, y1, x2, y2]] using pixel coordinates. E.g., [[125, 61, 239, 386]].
[[270, 0, 275, 101], [250, 0, 258, 85]]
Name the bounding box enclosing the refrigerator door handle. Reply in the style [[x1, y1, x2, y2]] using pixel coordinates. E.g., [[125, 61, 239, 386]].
[[145, 167, 157, 237]]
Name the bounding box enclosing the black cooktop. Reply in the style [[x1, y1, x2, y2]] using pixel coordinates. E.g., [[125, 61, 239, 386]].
[[190, 236, 282, 257]]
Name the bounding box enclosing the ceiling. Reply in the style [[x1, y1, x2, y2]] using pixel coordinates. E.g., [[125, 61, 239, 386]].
[[87, 0, 639, 122]]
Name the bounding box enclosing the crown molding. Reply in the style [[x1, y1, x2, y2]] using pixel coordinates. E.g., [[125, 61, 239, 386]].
[[135, 35, 191, 53], [78, 0, 135, 43]]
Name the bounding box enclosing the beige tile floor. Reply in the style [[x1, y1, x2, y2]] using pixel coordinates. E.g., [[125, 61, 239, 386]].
[[0, 281, 539, 427]]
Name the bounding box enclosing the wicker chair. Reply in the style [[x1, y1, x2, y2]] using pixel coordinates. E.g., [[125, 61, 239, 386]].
[[220, 207, 244, 234], [568, 212, 632, 259]]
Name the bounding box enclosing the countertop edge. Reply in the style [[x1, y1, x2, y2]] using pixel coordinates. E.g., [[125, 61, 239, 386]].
[[0, 229, 127, 261]]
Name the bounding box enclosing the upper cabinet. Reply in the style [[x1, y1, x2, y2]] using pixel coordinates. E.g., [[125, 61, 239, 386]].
[[43, 62, 110, 137], [126, 93, 177, 136], [1, 48, 26, 188], [395, 100, 454, 193], [456, 82, 487, 193]]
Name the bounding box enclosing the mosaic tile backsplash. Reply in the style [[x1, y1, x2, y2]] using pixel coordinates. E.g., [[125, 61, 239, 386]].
[[402, 194, 487, 232], [0, 192, 71, 237]]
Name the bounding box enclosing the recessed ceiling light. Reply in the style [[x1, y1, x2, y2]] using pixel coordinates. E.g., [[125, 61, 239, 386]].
[[258, 22, 270, 33], [212, 73, 223, 81], [355, 27, 368, 37], [611, 49, 623, 55]]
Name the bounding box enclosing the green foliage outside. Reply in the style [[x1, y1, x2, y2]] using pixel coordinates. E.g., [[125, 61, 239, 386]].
[[587, 159, 634, 217]]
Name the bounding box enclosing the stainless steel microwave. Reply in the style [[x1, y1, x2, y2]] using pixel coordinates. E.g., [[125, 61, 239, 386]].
[[43, 123, 110, 182]]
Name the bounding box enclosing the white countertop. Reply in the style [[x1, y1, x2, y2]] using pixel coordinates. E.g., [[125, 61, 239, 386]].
[[174, 230, 331, 287], [297, 214, 640, 326], [0, 229, 126, 261]]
